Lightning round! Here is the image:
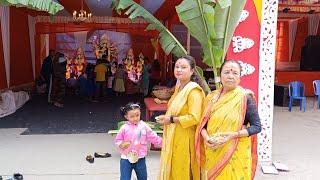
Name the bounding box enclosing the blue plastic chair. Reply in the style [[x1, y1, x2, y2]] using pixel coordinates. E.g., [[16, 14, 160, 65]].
[[288, 81, 306, 112], [313, 80, 320, 109]]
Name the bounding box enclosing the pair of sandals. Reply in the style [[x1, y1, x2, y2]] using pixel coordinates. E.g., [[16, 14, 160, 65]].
[[13, 174, 23, 180], [0, 173, 23, 180], [86, 152, 112, 163]]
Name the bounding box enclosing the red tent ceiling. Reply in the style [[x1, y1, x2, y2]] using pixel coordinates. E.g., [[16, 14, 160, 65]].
[[27, 0, 180, 22]]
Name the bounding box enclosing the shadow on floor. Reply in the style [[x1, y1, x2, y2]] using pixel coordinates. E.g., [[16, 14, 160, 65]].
[[0, 93, 146, 135]]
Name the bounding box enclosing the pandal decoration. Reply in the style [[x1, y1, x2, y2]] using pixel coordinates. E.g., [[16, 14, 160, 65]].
[[66, 47, 86, 79], [136, 53, 144, 74], [123, 49, 145, 83], [92, 33, 118, 61]]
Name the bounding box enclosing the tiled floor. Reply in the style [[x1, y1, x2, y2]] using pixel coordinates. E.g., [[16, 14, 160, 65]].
[[0, 95, 320, 179]]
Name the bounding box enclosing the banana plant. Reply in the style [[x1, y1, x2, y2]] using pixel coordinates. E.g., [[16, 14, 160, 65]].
[[112, 0, 247, 91], [112, 0, 187, 57], [0, 0, 64, 15], [176, 0, 247, 87], [112, 0, 211, 93]]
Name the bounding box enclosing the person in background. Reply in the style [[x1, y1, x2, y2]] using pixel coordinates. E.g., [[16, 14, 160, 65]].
[[113, 64, 126, 96], [107, 61, 117, 94], [94, 59, 108, 101], [150, 59, 161, 87], [141, 57, 151, 96], [40, 49, 55, 100], [78, 63, 95, 101], [85, 63, 96, 101], [51, 52, 67, 108]]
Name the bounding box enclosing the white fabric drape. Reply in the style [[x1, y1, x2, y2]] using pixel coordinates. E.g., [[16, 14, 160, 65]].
[[28, 15, 36, 80], [289, 19, 298, 62], [39, 34, 49, 63], [0, 7, 10, 87], [0, 90, 30, 118], [279, 13, 320, 36], [308, 14, 320, 35], [74, 31, 88, 50]]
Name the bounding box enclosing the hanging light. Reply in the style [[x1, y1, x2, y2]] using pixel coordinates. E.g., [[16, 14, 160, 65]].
[[73, 0, 92, 23]]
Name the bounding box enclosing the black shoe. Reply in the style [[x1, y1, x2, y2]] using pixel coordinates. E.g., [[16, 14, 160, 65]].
[[86, 155, 94, 163], [94, 152, 111, 158], [13, 173, 23, 180]]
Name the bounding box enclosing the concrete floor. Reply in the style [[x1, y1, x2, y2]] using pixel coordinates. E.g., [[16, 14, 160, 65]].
[[0, 98, 320, 180]]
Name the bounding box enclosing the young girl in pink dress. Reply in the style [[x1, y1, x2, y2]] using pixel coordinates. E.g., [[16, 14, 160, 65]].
[[115, 102, 162, 180]]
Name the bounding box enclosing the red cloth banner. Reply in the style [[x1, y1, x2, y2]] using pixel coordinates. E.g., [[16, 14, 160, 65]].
[[227, 0, 261, 99]]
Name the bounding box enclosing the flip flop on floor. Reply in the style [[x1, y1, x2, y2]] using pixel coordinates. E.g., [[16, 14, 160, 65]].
[[13, 173, 23, 180], [94, 152, 112, 158], [86, 155, 94, 163]]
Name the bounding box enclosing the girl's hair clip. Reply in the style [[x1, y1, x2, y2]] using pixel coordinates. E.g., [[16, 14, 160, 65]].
[[130, 103, 140, 108]]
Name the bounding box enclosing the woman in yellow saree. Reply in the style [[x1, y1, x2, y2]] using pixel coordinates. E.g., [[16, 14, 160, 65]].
[[195, 60, 261, 180], [156, 55, 206, 180]]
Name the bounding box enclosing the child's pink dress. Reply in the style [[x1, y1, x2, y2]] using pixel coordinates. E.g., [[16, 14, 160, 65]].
[[115, 121, 162, 162]]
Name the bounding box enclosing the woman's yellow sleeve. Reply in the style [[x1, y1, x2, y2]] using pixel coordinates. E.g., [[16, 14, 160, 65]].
[[178, 88, 204, 128]]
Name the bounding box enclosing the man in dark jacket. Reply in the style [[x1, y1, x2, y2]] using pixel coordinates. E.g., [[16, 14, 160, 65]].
[[51, 52, 67, 108], [40, 49, 55, 94]]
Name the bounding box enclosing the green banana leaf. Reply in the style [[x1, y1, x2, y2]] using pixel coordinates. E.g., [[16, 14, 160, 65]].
[[112, 0, 187, 57], [112, 0, 210, 93], [176, 0, 246, 69], [214, 0, 247, 61], [176, 0, 219, 68], [0, 0, 64, 15]]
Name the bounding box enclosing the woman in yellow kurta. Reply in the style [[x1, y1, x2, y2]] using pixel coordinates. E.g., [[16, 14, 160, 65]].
[[195, 60, 261, 180], [156, 55, 206, 180]]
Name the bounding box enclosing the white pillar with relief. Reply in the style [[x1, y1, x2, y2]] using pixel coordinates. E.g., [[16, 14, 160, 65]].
[[258, 0, 279, 161]]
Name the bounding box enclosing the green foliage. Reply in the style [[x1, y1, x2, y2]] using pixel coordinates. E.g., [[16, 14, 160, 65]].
[[0, 0, 64, 15]]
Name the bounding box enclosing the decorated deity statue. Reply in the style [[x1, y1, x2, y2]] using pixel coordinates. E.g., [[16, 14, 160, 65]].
[[66, 57, 72, 79], [124, 48, 135, 72], [92, 33, 118, 62], [136, 52, 144, 74], [127, 48, 134, 61], [123, 48, 144, 83], [75, 47, 86, 77], [108, 42, 118, 62], [65, 48, 86, 79]]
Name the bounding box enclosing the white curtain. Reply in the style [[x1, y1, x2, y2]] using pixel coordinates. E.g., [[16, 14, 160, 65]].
[[279, 13, 320, 36], [28, 15, 36, 80], [74, 31, 88, 51], [39, 34, 49, 63], [0, 7, 10, 87], [289, 19, 298, 62], [308, 14, 320, 35]]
